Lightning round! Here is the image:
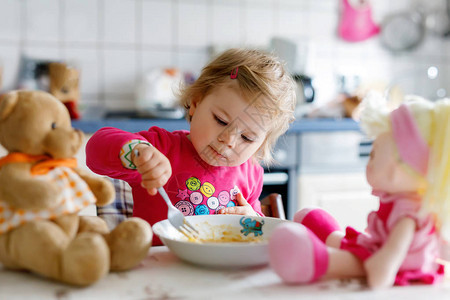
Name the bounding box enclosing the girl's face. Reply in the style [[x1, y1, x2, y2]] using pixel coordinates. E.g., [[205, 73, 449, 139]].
[[188, 81, 268, 167], [366, 132, 424, 194]]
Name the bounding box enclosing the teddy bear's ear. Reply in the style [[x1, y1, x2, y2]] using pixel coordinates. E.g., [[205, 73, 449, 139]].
[[0, 91, 19, 121]]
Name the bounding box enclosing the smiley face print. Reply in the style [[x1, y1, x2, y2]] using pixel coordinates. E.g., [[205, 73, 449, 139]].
[[218, 190, 230, 205], [185, 177, 201, 191], [200, 182, 215, 197]]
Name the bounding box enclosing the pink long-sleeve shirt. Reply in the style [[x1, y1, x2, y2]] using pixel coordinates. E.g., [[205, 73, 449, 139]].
[[86, 127, 264, 245]]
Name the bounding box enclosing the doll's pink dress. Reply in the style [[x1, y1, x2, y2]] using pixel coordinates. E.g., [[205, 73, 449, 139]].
[[340, 191, 445, 285]]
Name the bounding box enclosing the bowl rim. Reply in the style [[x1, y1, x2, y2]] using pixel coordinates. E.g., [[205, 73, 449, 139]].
[[152, 215, 286, 247]]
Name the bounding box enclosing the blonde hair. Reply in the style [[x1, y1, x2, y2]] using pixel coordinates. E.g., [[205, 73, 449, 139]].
[[179, 48, 296, 165], [360, 93, 450, 239]]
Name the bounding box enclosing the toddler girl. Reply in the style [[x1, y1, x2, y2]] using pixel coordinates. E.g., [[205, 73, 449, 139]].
[[86, 48, 296, 245], [269, 93, 449, 288]]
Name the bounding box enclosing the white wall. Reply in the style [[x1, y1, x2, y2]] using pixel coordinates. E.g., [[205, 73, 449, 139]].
[[0, 0, 449, 113]]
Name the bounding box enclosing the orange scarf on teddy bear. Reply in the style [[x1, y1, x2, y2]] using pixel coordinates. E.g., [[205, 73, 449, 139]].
[[0, 153, 77, 175]]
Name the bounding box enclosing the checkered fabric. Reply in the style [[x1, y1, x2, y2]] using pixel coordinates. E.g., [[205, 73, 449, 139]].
[[96, 178, 134, 230]]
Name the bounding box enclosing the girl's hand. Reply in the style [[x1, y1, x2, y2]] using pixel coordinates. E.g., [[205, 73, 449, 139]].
[[218, 193, 258, 216], [132, 143, 172, 196]]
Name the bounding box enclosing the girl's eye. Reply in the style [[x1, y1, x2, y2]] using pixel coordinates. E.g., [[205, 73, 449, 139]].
[[214, 115, 227, 126], [241, 135, 254, 143], [51, 122, 57, 130]]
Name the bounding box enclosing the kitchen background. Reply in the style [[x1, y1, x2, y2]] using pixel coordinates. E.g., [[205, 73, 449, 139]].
[[0, 0, 449, 114]]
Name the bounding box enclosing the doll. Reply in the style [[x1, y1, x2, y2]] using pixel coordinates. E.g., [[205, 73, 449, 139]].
[[269, 93, 450, 289]]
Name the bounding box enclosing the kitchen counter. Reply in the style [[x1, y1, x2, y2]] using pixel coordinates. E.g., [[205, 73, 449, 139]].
[[1, 246, 449, 300], [72, 117, 360, 134]]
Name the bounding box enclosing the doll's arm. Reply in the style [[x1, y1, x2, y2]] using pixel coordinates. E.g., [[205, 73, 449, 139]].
[[364, 216, 416, 289]]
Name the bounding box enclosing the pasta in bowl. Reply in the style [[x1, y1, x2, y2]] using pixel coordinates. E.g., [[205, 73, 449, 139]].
[[152, 215, 288, 268]]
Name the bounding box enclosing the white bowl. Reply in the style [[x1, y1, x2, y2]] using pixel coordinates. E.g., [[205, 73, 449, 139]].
[[152, 215, 288, 268]]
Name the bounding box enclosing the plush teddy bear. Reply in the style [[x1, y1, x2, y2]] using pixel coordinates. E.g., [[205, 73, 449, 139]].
[[0, 90, 153, 286], [49, 62, 81, 120]]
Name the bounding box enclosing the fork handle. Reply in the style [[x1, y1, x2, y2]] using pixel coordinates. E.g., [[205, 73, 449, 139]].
[[157, 187, 173, 207]]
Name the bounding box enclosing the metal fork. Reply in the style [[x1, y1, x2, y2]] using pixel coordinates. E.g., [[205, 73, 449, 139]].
[[157, 186, 199, 240]]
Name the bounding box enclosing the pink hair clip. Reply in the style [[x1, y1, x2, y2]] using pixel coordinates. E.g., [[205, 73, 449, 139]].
[[230, 67, 239, 79]]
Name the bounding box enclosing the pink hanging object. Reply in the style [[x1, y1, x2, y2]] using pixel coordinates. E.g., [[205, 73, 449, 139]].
[[338, 0, 380, 42]]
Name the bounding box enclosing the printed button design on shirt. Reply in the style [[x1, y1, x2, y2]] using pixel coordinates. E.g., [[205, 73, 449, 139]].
[[177, 189, 189, 200], [172, 174, 241, 216], [200, 182, 215, 197], [190, 191, 203, 205], [207, 197, 219, 210], [217, 190, 230, 205], [175, 200, 194, 216], [195, 204, 210, 215], [185, 177, 201, 191]]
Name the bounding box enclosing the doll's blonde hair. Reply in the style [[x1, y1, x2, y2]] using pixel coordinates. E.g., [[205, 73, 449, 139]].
[[179, 48, 296, 165], [360, 93, 450, 239]]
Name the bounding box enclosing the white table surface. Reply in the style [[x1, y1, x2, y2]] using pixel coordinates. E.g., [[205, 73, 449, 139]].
[[1, 246, 449, 300]]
